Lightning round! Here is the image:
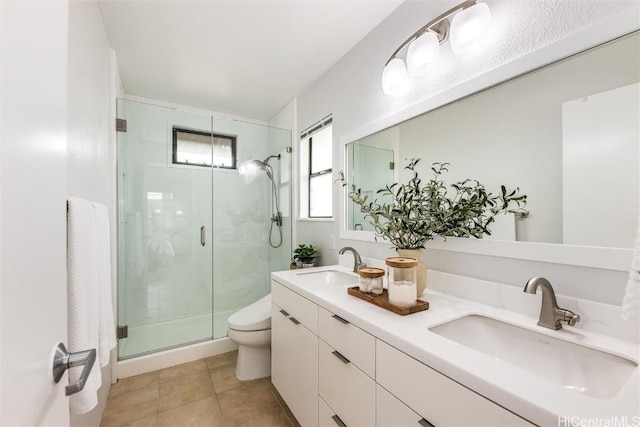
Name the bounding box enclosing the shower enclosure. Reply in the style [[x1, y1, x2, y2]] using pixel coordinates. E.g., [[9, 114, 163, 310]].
[[116, 99, 292, 359]]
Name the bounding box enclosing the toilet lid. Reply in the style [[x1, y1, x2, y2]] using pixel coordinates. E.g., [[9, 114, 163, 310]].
[[228, 293, 272, 331]]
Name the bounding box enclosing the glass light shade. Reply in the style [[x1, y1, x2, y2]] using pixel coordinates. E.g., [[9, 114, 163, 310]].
[[450, 2, 492, 56], [407, 31, 440, 76], [381, 58, 409, 95]]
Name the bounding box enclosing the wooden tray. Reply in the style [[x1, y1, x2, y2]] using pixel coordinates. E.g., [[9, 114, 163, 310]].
[[347, 286, 429, 315]]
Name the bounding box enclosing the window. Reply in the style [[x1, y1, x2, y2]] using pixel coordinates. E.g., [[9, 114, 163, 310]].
[[300, 117, 332, 218], [172, 127, 236, 169]]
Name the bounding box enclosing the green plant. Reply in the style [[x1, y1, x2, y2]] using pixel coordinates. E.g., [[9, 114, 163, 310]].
[[293, 244, 318, 263], [339, 158, 527, 249]]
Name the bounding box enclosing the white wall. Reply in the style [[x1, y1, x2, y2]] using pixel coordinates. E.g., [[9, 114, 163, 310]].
[[562, 83, 639, 248], [269, 99, 298, 256], [67, 1, 116, 425], [295, 1, 639, 306], [269, 98, 296, 133]]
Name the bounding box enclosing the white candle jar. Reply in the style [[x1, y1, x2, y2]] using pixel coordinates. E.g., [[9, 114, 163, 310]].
[[357, 267, 385, 295], [386, 257, 418, 307]]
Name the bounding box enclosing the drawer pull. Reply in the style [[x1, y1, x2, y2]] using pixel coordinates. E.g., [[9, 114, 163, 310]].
[[331, 414, 347, 427], [331, 314, 349, 324], [289, 317, 300, 325], [279, 309, 289, 316], [418, 418, 435, 427], [332, 350, 350, 364]]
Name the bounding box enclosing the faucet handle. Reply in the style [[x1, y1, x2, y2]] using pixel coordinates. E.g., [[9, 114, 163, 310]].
[[565, 311, 580, 326]]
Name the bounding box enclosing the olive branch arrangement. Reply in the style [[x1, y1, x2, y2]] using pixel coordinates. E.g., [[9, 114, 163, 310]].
[[339, 158, 528, 249]]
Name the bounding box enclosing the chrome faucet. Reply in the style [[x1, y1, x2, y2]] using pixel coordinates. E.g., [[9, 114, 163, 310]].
[[524, 277, 580, 330], [338, 247, 366, 273]]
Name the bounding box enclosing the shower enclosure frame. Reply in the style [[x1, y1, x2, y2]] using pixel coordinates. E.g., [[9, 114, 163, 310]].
[[115, 98, 292, 363]]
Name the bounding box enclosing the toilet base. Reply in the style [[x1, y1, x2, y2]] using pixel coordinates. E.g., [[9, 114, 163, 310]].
[[235, 345, 271, 381]]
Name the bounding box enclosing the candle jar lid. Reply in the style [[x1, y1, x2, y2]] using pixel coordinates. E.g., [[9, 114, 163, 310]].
[[385, 257, 418, 268], [358, 267, 385, 278]]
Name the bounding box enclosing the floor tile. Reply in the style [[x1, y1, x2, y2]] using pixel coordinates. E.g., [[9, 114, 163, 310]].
[[158, 372, 214, 412], [101, 385, 158, 427], [158, 359, 209, 383], [103, 355, 297, 427], [216, 379, 282, 426], [120, 413, 158, 427], [206, 350, 237, 370], [158, 396, 225, 427], [110, 372, 159, 398], [234, 407, 291, 427], [209, 364, 248, 394]]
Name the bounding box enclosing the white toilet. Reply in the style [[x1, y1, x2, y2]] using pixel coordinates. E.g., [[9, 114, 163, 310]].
[[227, 293, 272, 381]]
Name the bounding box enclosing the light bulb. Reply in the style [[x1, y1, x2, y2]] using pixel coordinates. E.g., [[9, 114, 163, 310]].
[[450, 2, 492, 56], [407, 31, 440, 76], [381, 58, 409, 95]]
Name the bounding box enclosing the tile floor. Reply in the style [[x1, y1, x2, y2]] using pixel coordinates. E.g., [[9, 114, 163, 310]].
[[100, 351, 300, 427]]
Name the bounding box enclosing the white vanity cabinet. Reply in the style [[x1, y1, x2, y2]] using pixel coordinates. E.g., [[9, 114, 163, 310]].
[[318, 396, 339, 427], [318, 307, 375, 377], [376, 340, 533, 427], [271, 281, 319, 427], [271, 277, 535, 427], [318, 307, 376, 427], [376, 384, 427, 427]]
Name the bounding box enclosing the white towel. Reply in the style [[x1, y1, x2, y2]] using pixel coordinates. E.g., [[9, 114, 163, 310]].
[[92, 202, 117, 367], [622, 215, 640, 321], [67, 197, 101, 414]]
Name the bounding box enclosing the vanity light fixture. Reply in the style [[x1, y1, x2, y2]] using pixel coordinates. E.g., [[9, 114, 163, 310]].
[[381, 0, 492, 95]]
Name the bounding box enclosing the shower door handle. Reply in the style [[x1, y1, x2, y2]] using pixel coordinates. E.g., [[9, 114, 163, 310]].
[[200, 226, 206, 246]]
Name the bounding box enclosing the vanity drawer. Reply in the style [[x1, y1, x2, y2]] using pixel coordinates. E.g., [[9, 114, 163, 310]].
[[319, 339, 375, 427], [272, 280, 318, 334], [319, 396, 341, 427], [376, 384, 426, 427], [376, 340, 533, 427], [318, 307, 375, 377]]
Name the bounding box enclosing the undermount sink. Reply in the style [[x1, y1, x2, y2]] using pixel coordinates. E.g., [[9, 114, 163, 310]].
[[295, 269, 358, 287], [429, 315, 637, 399]]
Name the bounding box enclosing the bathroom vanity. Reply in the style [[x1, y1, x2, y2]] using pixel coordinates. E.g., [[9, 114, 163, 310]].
[[271, 265, 639, 427]]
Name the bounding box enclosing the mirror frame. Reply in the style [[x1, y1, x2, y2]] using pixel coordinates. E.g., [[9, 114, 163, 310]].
[[340, 11, 638, 272]]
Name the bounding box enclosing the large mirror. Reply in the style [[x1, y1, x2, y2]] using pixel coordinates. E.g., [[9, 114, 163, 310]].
[[344, 31, 639, 252]]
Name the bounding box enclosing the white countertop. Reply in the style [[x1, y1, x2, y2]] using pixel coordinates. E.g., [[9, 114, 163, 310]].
[[271, 265, 640, 427]]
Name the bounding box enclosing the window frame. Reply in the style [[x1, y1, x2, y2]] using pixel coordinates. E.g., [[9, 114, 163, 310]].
[[308, 134, 333, 218], [299, 116, 333, 220], [172, 127, 237, 170]]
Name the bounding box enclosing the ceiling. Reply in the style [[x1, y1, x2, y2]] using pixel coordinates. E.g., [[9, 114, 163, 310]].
[[98, 0, 403, 121]]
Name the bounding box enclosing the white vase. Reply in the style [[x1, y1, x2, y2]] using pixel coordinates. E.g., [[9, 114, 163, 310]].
[[396, 248, 427, 297]]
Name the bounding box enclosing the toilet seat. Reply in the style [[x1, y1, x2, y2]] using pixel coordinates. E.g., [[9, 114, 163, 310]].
[[228, 293, 272, 331]]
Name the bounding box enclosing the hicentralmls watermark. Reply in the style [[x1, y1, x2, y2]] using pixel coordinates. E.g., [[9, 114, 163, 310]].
[[558, 416, 640, 427]]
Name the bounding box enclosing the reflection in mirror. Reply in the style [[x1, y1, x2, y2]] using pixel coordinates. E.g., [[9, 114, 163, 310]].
[[346, 126, 398, 231], [345, 32, 639, 249]]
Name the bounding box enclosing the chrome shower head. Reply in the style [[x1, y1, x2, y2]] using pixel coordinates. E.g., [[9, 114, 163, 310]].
[[238, 154, 280, 180]]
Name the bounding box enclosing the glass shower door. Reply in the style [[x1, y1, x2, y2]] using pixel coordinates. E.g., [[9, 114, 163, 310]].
[[117, 99, 214, 359], [210, 118, 272, 339], [210, 118, 292, 339]]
